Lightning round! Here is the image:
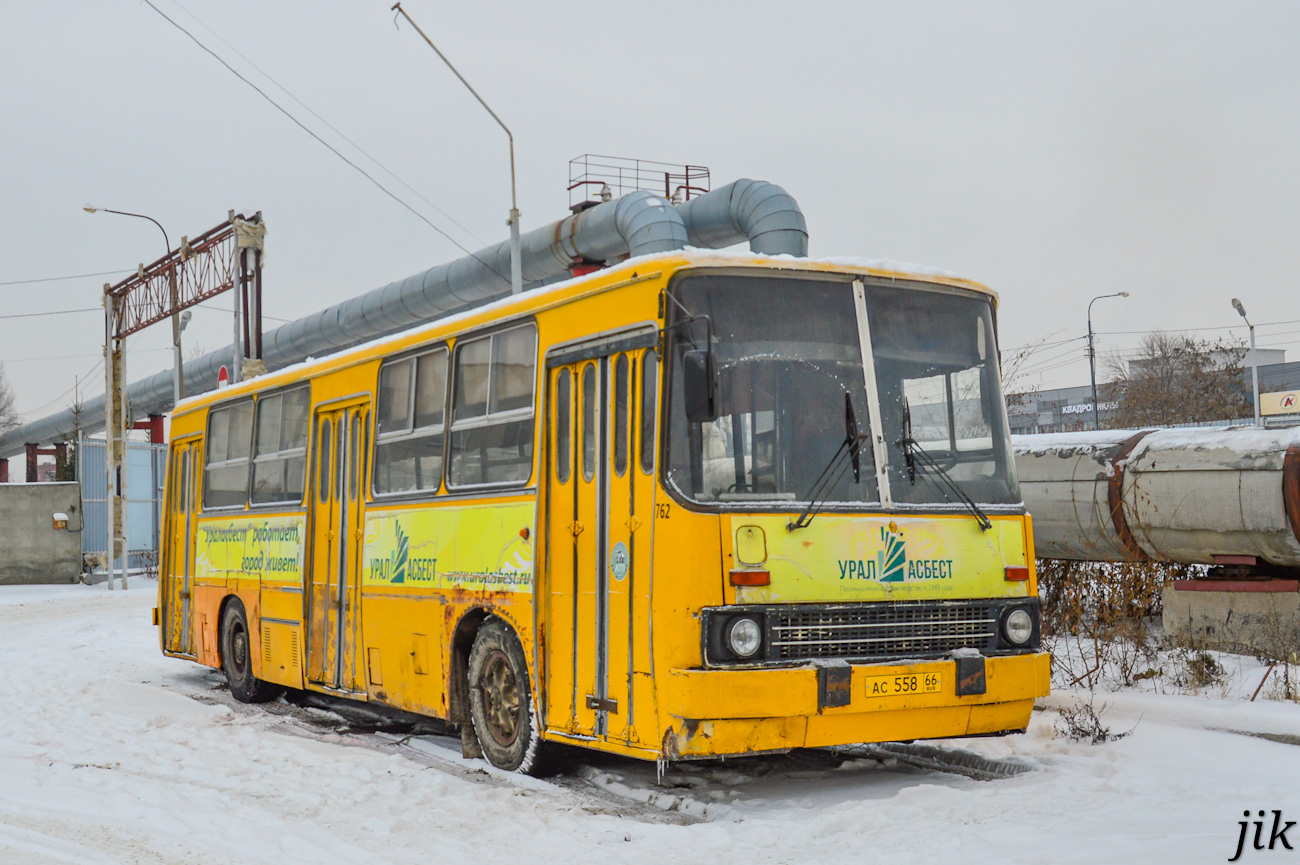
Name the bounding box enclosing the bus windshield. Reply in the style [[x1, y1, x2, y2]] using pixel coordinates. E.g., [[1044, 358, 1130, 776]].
[[664, 272, 1019, 507], [866, 282, 1019, 506]]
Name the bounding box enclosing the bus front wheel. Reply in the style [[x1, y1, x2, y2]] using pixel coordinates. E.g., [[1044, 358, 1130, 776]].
[[220, 599, 283, 704], [467, 617, 556, 775]]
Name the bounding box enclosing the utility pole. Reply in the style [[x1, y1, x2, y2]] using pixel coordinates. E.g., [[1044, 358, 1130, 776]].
[[1087, 291, 1130, 430], [392, 3, 522, 295], [85, 205, 175, 590], [1233, 298, 1262, 427], [102, 288, 127, 590]]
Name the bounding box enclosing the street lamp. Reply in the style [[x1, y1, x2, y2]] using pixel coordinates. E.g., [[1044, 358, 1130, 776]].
[[84, 205, 186, 403], [391, 3, 522, 295], [1233, 298, 1262, 427], [1087, 291, 1130, 431]]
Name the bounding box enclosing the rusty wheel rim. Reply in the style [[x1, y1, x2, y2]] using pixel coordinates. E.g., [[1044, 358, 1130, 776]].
[[229, 622, 248, 679], [479, 649, 522, 747]]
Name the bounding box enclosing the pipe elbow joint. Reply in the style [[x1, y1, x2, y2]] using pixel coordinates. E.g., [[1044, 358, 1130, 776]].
[[677, 178, 808, 257]]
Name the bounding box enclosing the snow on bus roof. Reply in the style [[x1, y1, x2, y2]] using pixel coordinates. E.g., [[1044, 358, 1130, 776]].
[[175, 249, 980, 411]]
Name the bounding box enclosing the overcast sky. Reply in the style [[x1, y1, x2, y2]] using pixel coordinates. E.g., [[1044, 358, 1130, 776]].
[[3, 1, 1298, 430]]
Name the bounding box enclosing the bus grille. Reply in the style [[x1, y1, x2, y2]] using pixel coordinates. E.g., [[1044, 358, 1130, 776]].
[[768, 601, 1000, 661]]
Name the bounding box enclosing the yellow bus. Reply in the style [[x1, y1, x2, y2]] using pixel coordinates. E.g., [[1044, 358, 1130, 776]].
[[157, 251, 1049, 774]]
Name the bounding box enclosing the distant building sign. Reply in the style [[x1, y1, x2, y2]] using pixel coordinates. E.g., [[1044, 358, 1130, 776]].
[[1061, 401, 1119, 415], [1261, 391, 1300, 417]]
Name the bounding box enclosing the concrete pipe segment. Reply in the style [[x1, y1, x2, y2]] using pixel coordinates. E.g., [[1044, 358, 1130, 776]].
[[1013, 427, 1300, 566]]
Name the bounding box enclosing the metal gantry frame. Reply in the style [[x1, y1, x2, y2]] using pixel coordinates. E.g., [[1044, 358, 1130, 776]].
[[101, 211, 265, 589]]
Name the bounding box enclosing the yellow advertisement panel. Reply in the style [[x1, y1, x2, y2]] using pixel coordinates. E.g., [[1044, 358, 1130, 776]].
[[731, 514, 1028, 604], [363, 501, 535, 593], [195, 514, 306, 583]]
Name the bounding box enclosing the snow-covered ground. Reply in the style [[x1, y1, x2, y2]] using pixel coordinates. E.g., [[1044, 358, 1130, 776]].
[[2, 582, 1299, 864]]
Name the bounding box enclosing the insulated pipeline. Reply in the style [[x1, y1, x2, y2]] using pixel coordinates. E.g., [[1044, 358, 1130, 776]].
[[0, 181, 807, 456], [1014, 427, 1300, 566]]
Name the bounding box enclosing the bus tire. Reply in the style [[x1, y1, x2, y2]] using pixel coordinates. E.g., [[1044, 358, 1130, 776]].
[[467, 617, 557, 775], [220, 599, 283, 704]]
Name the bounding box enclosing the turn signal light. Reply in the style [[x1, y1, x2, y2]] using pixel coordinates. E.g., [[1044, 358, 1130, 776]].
[[730, 569, 770, 587], [1004, 565, 1030, 581]]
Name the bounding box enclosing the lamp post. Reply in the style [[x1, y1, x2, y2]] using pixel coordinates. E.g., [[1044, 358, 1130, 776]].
[[391, 3, 522, 295], [1087, 291, 1130, 430], [1233, 298, 1262, 427], [84, 206, 185, 403]]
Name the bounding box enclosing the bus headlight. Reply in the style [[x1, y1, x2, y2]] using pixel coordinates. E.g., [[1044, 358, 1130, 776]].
[[726, 617, 763, 658], [1003, 608, 1033, 646]]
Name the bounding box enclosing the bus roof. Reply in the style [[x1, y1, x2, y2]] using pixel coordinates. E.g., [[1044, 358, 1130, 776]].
[[172, 250, 994, 417]]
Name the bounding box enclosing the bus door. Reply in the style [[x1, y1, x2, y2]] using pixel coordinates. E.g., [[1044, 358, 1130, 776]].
[[162, 438, 200, 655], [546, 336, 654, 743], [306, 399, 370, 692]]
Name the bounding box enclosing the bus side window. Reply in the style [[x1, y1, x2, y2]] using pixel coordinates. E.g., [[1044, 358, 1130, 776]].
[[318, 418, 332, 504], [203, 399, 254, 509], [374, 348, 448, 495], [250, 386, 309, 505], [614, 354, 628, 476], [640, 349, 657, 475], [582, 363, 596, 482], [349, 413, 360, 500], [448, 323, 537, 487], [556, 369, 571, 484], [178, 449, 190, 513]]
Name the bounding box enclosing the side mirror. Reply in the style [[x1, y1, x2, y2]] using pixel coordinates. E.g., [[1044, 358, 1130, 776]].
[[682, 349, 717, 423]]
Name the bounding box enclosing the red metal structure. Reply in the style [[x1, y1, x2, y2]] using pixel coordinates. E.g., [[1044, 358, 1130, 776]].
[[107, 211, 264, 351]]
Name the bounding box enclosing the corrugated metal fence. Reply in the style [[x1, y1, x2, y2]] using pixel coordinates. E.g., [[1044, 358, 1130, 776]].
[[77, 437, 166, 571]]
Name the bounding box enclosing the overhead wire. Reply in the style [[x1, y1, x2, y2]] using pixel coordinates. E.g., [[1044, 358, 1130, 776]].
[[0, 349, 171, 364], [162, 0, 483, 246], [1002, 334, 1083, 354], [1014, 343, 1090, 376], [140, 0, 512, 288], [0, 308, 100, 320], [0, 270, 133, 287], [18, 358, 103, 419]]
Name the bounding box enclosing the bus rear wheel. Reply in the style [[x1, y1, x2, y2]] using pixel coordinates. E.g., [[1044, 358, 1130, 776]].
[[220, 599, 283, 704], [467, 618, 556, 775]]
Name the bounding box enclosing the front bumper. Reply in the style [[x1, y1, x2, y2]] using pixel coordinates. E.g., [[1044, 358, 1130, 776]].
[[660, 651, 1050, 759]]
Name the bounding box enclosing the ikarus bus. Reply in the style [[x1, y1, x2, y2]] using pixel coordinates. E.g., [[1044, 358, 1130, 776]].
[[158, 251, 1048, 774]]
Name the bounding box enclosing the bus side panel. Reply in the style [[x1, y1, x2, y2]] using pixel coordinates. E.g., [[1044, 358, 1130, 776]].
[[648, 507, 724, 749], [191, 582, 227, 670], [359, 583, 448, 716], [360, 500, 536, 718]]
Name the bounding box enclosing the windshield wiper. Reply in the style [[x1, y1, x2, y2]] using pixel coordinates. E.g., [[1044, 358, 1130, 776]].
[[788, 394, 868, 531], [897, 401, 992, 532]]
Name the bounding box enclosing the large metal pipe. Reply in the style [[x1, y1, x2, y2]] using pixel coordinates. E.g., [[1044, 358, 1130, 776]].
[[0, 190, 686, 457], [1014, 427, 1300, 566], [676, 179, 808, 256], [2, 180, 807, 456]]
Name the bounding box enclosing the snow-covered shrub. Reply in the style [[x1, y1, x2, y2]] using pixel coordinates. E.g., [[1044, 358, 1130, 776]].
[[1038, 559, 1179, 690], [1053, 697, 1133, 745]]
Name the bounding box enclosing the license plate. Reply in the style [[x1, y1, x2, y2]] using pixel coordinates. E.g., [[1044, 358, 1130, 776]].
[[863, 671, 942, 698]]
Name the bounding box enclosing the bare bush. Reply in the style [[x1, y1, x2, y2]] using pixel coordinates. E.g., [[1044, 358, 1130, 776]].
[[1038, 558, 1182, 690], [1166, 648, 1227, 692], [0, 364, 17, 434], [1054, 697, 1134, 744], [1103, 332, 1251, 428]]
